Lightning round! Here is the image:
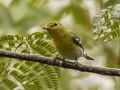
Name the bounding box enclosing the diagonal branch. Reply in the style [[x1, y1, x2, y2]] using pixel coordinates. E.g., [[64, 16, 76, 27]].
[[0, 49, 120, 76]]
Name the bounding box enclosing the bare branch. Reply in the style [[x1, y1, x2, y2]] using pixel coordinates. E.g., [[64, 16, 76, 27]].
[[0, 49, 120, 76]]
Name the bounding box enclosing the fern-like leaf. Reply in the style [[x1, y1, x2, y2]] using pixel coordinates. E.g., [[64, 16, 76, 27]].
[[2, 78, 17, 90], [92, 4, 120, 42], [0, 31, 61, 90]]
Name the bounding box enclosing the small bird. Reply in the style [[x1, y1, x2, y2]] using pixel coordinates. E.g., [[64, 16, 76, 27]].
[[43, 21, 94, 65]]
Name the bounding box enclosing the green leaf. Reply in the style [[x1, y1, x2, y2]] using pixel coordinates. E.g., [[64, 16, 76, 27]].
[[92, 4, 120, 41], [0, 31, 61, 90], [10, 70, 27, 83], [2, 78, 17, 90]]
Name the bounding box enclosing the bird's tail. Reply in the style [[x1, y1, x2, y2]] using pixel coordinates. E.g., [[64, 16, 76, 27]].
[[83, 52, 94, 60]]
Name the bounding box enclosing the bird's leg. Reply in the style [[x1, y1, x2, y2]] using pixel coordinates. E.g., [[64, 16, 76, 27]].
[[74, 57, 78, 66]]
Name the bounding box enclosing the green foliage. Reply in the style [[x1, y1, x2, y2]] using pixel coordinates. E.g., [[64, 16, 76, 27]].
[[0, 0, 120, 90], [2, 78, 17, 89], [92, 4, 120, 42], [0, 31, 60, 90]]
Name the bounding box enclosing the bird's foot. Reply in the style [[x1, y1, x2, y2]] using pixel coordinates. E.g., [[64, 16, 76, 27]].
[[52, 57, 59, 65], [59, 57, 65, 66], [52, 57, 65, 66]]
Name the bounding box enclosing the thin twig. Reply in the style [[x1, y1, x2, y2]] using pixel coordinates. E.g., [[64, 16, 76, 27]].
[[2, 41, 32, 76], [23, 41, 33, 54]]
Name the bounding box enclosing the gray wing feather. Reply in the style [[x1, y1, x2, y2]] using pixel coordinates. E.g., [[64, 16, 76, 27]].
[[72, 33, 84, 51], [72, 33, 94, 60]]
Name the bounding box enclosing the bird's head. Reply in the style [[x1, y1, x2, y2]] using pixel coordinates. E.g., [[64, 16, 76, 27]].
[[43, 21, 65, 32], [43, 21, 68, 39]]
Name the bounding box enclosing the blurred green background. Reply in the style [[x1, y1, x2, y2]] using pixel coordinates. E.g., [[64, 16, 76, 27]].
[[0, 0, 120, 90]]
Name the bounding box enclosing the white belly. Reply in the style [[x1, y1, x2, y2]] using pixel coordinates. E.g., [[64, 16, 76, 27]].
[[61, 46, 84, 60]]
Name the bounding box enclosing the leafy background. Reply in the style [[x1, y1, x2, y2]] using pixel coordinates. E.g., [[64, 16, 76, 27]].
[[0, 0, 120, 90]]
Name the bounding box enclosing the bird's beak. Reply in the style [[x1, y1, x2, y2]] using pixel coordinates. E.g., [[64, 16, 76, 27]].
[[43, 26, 51, 30]]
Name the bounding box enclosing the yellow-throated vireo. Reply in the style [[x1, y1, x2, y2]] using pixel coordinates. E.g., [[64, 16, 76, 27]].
[[43, 21, 94, 65]]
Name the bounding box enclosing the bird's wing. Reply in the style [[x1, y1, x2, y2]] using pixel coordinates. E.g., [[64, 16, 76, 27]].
[[70, 31, 84, 51]]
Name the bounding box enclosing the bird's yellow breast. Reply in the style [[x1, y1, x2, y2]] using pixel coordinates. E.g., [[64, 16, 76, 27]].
[[53, 37, 77, 59]]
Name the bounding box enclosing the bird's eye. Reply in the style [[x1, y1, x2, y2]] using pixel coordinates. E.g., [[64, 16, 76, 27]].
[[54, 22, 58, 26]]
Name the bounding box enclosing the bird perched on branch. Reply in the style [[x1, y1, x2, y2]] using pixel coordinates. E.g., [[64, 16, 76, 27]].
[[43, 21, 94, 65]]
